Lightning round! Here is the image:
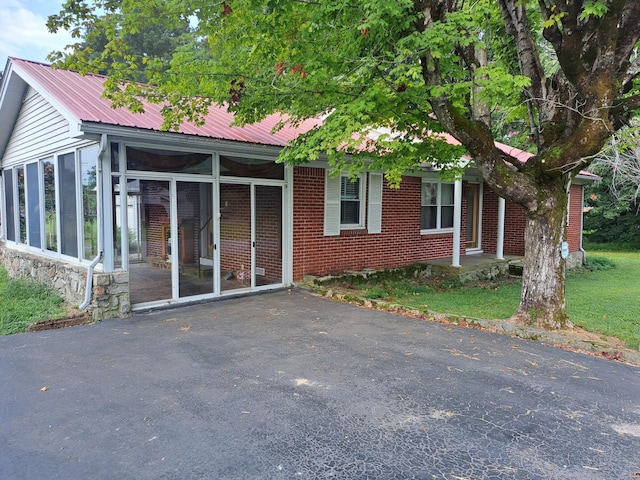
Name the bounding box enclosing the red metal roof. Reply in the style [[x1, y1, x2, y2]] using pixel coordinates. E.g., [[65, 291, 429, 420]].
[[7, 58, 595, 180], [10, 57, 320, 147]]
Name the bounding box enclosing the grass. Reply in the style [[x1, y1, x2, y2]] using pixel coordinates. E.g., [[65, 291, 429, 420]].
[[0, 268, 67, 335], [565, 252, 640, 349], [331, 248, 640, 350]]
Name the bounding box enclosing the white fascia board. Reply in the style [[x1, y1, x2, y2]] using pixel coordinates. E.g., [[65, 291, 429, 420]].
[[573, 172, 600, 184], [0, 66, 28, 159], [80, 122, 285, 158]]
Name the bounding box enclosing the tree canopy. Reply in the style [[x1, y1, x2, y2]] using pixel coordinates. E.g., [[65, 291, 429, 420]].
[[48, 0, 640, 329]]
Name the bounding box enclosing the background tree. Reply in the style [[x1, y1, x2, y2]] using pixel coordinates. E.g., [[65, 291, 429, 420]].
[[584, 130, 640, 246], [47, 0, 192, 84], [48, 0, 640, 329]]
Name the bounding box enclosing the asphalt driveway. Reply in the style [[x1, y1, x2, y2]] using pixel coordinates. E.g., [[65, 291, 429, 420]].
[[1, 289, 639, 479]]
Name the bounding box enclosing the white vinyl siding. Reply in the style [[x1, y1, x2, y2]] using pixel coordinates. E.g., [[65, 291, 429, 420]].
[[2, 88, 88, 168]]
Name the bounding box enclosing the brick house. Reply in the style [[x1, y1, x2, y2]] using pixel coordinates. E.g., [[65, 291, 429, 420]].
[[0, 58, 594, 318]]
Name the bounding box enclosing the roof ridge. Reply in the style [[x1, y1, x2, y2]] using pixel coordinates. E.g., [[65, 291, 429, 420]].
[[10, 57, 111, 82]]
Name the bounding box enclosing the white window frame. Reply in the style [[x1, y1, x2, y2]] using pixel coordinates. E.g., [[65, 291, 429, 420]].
[[25, 160, 42, 249], [339, 174, 366, 229], [420, 178, 455, 233]]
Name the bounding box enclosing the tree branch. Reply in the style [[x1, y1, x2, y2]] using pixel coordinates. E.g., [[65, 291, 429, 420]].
[[611, 94, 640, 129]]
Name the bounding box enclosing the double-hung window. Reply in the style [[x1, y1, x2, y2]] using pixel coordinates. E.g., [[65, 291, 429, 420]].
[[340, 175, 364, 227], [324, 171, 382, 236], [421, 180, 454, 231]]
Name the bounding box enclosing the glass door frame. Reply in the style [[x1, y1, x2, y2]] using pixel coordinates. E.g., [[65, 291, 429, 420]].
[[123, 172, 216, 309], [217, 177, 287, 296], [118, 145, 292, 310]]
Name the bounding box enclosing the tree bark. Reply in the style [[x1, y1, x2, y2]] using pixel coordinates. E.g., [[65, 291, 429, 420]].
[[512, 182, 570, 329]]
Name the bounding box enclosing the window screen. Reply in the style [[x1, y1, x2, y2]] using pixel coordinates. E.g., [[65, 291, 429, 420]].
[[4, 170, 15, 242], [340, 176, 361, 225], [26, 162, 41, 248], [59, 152, 78, 257]]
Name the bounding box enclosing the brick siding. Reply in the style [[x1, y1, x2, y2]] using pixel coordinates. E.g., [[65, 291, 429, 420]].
[[292, 166, 585, 280]]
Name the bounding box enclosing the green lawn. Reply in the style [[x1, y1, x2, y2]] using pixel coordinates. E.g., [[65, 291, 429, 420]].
[[0, 268, 67, 335], [565, 252, 640, 349], [341, 250, 640, 349]]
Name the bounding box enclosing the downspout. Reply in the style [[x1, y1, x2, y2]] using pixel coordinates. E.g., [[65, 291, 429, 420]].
[[80, 134, 107, 310]]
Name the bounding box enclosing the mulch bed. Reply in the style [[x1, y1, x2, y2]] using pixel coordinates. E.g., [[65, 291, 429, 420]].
[[28, 311, 93, 331]]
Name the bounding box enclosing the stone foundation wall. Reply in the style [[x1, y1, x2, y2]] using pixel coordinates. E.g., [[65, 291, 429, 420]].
[[566, 250, 585, 270], [91, 271, 131, 320], [0, 245, 130, 321]]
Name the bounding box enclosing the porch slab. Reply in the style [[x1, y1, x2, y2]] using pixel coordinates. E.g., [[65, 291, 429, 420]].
[[426, 254, 523, 282]]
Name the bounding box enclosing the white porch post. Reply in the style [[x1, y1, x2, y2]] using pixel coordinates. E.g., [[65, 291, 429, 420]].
[[496, 196, 505, 260], [451, 179, 462, 267]]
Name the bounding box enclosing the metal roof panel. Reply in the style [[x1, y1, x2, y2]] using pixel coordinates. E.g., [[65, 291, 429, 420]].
[[9, 58, 319, 147]]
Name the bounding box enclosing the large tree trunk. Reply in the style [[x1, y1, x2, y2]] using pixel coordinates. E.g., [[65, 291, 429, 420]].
[[512, 186, 570, 329]]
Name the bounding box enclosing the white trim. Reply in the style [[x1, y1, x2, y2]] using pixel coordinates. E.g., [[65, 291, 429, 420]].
[[496, 197, 505, 260], [102, 149, 114, 271], [339, 173, 366, 230], [452, 180, 462, 267], [170, 179, 179, 300], [15, 165, 24, 245], [420, 177, 455, 234], [367, 173, 383, 234], [10, 63, 83, 133], [324, 172, 341, 236], [81, 122, 286, 158], [0, 169, 4, 241], [284, 166, 294, 286], [250, 184, 256, 289]]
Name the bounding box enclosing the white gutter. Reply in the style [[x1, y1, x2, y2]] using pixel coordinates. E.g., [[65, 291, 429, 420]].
[[80, 134, 107, 310]]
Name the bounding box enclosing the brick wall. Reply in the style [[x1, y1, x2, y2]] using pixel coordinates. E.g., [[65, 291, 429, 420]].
[[220, 184, 252, 276], [146, 204, 168, 259], [292, 167, 586, 280], [482, 184, 585, 255], [481, 188, 527, 256], [292, 167, 458, 279]]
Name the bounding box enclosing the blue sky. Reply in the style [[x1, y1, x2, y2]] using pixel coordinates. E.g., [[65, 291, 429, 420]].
[[1, 0, 73, 69]]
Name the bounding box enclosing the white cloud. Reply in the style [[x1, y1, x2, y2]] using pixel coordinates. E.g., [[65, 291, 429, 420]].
[[0, 0, 74, 67]]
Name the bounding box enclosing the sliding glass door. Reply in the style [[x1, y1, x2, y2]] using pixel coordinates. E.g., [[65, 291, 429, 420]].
[[128, 179, 172, 304], [177, 181, 214, 298], [127, 178, 284, 306], [219, 183, 283, 293]]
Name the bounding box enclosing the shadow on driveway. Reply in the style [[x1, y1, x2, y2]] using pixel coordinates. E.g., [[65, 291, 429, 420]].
[[1, 289, 639, 479]]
